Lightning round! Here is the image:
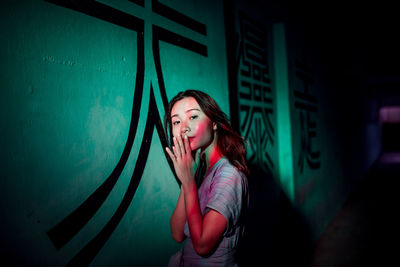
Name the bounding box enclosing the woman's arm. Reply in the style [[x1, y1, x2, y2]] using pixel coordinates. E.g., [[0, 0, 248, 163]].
[[166, 135, 227, 256], [170, 187, 186, 243], [182, 180, 227, 256]]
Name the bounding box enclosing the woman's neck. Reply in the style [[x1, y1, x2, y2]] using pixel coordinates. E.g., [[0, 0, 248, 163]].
[[201, 133, 223, 172]]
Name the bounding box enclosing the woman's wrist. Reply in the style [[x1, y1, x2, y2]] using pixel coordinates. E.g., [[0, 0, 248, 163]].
[[181, 179, 196, 193]]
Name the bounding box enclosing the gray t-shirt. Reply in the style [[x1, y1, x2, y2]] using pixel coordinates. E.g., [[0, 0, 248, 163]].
[[179, 157, 248, 267]]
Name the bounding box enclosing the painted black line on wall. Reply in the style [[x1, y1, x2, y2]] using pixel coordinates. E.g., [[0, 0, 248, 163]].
[[152, 0, 207, 36], [67, 87, 163, 266], [45, 0, 146, 250], [128, 0, 144, 7], [153, 25, 208, 57], [45, 0, 208, 264]]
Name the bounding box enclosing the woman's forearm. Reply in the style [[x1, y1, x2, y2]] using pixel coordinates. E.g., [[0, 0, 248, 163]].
[[182, 180, 227, 256], [170, 187, 186, 242], [182, 181, 204, 253]]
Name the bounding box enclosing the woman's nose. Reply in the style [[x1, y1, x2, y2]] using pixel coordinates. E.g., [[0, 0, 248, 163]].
[[180, 122, 190, 134]]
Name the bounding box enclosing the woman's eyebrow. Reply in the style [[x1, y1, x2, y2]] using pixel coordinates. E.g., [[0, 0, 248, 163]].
[[185, 108, 201, 113], [171, 108, 200, 118]]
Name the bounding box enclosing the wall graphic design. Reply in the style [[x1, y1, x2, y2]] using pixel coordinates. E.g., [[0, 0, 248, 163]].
[[44, 0, 207, 265], [235, 11, 275, 176], [293, 51, 320, 174]]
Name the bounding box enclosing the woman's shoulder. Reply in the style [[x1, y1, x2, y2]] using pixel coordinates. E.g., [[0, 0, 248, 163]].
[[212, 158, 247, 183]]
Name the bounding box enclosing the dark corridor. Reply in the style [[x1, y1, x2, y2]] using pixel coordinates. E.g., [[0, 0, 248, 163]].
[[309, 152, 400, 267]]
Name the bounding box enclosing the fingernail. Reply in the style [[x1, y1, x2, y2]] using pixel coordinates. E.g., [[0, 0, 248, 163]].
[[184, 135, 187, 139]]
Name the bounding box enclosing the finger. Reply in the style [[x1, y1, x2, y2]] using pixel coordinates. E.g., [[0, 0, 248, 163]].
[[184, 134, 191, 155], [165, 147, 176, 162], [173, 137, 181, 158], [176, 135, 186, 156]]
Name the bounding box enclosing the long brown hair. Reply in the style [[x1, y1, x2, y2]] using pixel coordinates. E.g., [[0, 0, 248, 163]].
[[164, 90, 249, 176]]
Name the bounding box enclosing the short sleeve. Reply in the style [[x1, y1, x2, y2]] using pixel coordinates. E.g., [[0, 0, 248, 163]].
[[205, 164, 246, 236]]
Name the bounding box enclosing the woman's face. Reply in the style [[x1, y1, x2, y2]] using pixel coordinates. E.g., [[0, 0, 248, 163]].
[[171, 97, 216, 151]]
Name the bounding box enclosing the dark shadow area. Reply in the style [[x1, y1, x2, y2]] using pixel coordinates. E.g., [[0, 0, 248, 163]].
[[382, 123, 400, 152], [310, 154, 400, 267], [236, 164, 313, 267], [235, 164, 280, 267], [279, 190, 314, 267]]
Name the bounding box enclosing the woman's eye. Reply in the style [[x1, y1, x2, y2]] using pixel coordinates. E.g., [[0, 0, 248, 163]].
[[190, 115, 198, 120], [172, 121, 180, 126]]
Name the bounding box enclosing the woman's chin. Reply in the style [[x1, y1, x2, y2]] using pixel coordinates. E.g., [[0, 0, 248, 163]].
[[190, 142, 200, 151]]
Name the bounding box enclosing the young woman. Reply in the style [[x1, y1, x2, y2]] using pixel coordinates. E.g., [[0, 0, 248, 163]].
[[164, 90, 249, 267]]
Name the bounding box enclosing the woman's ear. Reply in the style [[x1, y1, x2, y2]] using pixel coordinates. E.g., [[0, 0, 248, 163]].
[[213, 122, 217, 131]]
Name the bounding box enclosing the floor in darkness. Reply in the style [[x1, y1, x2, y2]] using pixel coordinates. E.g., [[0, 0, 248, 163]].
[[309, 152, 400, 267]]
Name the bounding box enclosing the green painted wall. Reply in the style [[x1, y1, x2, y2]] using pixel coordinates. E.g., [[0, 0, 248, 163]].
[[273, 23, 295, 202], [0, 0, 228, 266]]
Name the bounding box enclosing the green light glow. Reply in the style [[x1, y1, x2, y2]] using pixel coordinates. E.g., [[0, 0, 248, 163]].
[[272, 23, 295, 202]]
